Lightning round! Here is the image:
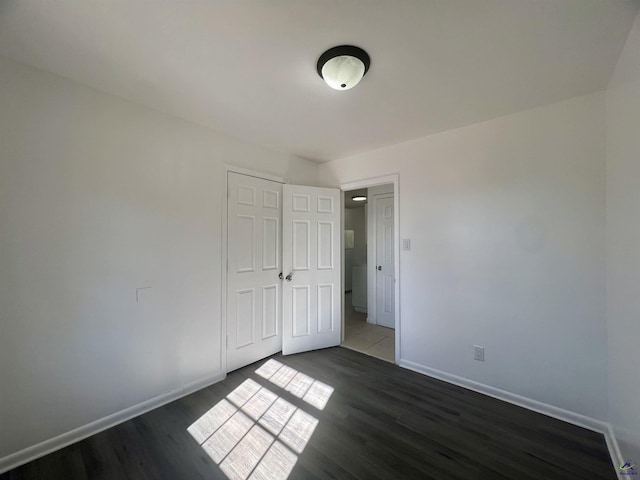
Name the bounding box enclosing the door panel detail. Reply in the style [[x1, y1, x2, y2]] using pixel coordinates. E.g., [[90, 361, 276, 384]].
[[317, 221, 334, 270], [292, 194, 310, 212], [262, 285, 278, 339], [282, 185, 341, 355], [317, 196, 333, 213], [262, 217, 279, 270], [236, 289, 255, 348], [263, 190, 279, 209], [317, 284, 334, 333], [292, 220, 310, 271], [236, 215, 255, 273], [237, 185, 256, 206], [292, 285, 310, 337]]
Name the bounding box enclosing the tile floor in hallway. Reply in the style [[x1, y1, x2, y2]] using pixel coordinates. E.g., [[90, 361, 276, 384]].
[[342, 293, 395, 362]]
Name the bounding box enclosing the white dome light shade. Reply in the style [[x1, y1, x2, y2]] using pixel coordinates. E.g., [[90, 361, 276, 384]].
[[317, 45, 371, 91], [321, 55, 365, 90]]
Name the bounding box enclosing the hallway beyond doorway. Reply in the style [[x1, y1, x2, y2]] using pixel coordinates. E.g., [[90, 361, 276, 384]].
[[342, 293, 394, 363]]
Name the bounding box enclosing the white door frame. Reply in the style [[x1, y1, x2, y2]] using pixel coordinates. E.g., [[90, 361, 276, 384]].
[[340, 174, 400, 364], [221, 165, 288, 374]]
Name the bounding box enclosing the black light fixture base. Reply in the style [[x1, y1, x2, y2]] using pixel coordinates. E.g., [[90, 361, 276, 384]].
[[316, 45, 371, 79]]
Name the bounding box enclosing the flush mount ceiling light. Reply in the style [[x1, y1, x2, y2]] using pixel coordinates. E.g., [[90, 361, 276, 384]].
[[351, 195, 367, 202], [317, 45, 370, 90]]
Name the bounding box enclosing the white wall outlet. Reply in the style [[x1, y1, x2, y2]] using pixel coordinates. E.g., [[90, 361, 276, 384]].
[[402, 238, 411, 251], [474, 345, 485, 362]]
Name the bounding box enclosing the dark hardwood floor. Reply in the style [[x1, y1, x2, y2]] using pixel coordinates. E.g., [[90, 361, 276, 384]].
[[1, 347, 615, 480]]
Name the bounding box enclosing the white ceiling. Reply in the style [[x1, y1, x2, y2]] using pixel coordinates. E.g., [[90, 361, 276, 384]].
[[0, 1, 637, 162], [345, 188, 368, 209]]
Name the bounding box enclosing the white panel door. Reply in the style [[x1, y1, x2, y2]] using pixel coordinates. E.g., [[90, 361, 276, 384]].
[[376, 195, 395, 329], [282, 185, 341, 355], [227, 172, 283, 372]]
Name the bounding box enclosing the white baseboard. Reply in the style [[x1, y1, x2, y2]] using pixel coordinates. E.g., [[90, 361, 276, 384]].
[[605, 424, 624, 480], [2, 360, 625, 477], [398, 359, 606, 431], [398, 359, 623, 474], [0, 371, 226, 475]]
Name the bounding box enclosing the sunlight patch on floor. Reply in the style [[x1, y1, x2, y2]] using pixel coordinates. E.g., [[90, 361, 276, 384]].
[[256, 359, 334, 411], [188, 359, 333, 480]]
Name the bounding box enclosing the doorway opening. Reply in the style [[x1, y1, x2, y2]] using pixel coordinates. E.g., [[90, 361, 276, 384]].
[[341, 182, 397, 363], [223, 166, 343, 374]]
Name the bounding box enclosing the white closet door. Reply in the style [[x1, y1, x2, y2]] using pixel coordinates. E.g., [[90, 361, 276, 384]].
[[375, 195, 395, 329], [282, 185, 341, 355], [227, 172, 283, 372]]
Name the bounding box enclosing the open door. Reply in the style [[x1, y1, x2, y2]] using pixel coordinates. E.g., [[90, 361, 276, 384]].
[[282, 185, 341, 355]]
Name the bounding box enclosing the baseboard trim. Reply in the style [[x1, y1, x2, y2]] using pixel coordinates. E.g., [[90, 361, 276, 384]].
[[2, 361, 624, 477], [398, 359, 626, 475], [399, 359, 610, 431], [0, 371, 226, 475], [605, 424, 624, 479]]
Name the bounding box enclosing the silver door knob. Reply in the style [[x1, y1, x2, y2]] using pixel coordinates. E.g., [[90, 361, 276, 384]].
[[377, 265, 382, 271], [285, 273, 293, 282], [279, 272, 284, 280]]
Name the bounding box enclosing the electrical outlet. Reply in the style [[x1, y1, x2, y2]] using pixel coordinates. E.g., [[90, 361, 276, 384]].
[[473, 345, 485, 362]]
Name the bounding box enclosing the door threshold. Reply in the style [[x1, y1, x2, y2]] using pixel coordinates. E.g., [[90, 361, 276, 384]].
[[340, 344, 395, 364]]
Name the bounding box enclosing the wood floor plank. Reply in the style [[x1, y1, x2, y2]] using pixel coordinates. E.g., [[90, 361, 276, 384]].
[[1, 347, 615, 480]]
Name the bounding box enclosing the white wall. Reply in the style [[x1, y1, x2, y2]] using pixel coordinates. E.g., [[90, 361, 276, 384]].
[[319, 92, 608, 420], [606, 12, 640, 464], [345, 206, 366, 266], [344, 205, 367, 308], [344, 206, 365, 293], [0, 56, 317, 464], [3, 31, 635, 469]]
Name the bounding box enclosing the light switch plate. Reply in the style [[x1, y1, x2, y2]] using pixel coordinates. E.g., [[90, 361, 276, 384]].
[[402, 238, 411, 251]]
